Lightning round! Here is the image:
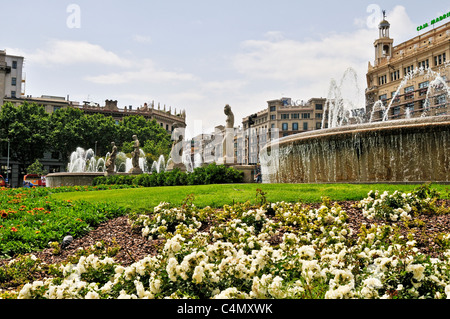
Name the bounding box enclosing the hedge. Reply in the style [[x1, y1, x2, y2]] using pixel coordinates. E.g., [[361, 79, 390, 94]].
[[92, 163, 244, 187]]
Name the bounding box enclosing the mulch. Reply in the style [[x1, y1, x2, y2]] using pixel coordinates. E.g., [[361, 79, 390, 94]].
[[2, 200, 450, 268]]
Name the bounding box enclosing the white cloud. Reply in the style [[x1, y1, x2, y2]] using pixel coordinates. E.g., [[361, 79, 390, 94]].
[[233, 28, 374, 82], [85, 58, 196, 84], [19, 40, 133, 67], [231, 5, 416, 104]]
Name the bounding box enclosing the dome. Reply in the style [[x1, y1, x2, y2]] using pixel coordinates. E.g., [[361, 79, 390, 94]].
[[379, 19, 390, 28]]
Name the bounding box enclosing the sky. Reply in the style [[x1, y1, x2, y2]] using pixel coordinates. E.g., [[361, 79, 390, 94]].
[[2, 0, 450, 137]]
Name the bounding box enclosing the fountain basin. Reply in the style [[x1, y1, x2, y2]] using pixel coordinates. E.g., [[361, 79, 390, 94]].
[[262, 115, 450, 184], [45, 172, 107, 187]]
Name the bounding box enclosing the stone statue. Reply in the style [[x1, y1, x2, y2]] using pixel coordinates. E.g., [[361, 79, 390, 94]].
[[105, 142, 117, 174], [224, 104, 234, 129], [130, 135, 143, 174], [223, 104, 235, 164], [166, 123, 186, 172]]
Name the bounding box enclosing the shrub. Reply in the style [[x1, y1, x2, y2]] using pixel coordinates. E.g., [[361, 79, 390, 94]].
[[92, 163, 244, 187]]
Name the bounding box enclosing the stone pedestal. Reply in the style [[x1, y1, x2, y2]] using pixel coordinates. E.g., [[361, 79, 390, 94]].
[[129, 167, 143, 175], [165, 161, 186, 172]]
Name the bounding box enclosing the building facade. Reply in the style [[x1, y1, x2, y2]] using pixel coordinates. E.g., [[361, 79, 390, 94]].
[[0, 50, 25, 106], [240, 97, 326, 164], [366, 19, 450, 121], [77, 99, 187, 133]]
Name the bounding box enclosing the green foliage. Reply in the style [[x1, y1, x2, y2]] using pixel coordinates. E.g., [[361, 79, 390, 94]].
[[357, 184, 450, 222], [0, 187, 128, 259], [26, 159, 48, 175], [1, 103, 172, 166], [0, 102, 50, 166], [92, 163, 244, 187]]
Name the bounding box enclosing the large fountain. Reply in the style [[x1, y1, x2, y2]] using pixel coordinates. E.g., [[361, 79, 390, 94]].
[[261, 65, 450, 184]]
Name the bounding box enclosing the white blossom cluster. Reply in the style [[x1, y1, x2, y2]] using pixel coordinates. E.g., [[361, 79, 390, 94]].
[[133, 201, 203, 239], [10, 195, 450, 299], [357, 190, 418, 221]]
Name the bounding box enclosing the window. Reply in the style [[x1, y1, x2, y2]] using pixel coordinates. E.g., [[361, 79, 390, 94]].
[[393, 106, 400, 115], [291, 113, 299, 119], [418, 59, 429, 69], [316, 122, 322, 129], [282, 123, 288, 131], [391, 91, 400, 103], [404, 86, 414, 93], [281, 114, 289, 119], [403, 65, 414, 76], [315, 104, 323, 110], [419, 81, 429, 89], [270, 106, 276, 112], [53, 106, 61, 112], [391, 70, 400, 81], [303, 122, 308, 131], [435, 94, 447, 106], [378, 74, 387, 85], [292, 122, 298, 131], [315, 113, 322, 119], [404, 85, 414, 100], [11, 77, 16, 86], [12, 61, 17, 69], [379, 94, 387, 100], [435, 53, 446, 66], [301, 113, 311, 119], [11, 91, 16, 98], [406, 103, 414, 113], [270, 115, 276, 120]]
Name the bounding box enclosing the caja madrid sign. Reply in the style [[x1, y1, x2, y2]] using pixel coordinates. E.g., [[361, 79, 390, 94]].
[[417, 11, 450, 32]]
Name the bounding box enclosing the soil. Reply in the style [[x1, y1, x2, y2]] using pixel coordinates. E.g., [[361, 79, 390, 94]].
[[2, 200, 450, 268]]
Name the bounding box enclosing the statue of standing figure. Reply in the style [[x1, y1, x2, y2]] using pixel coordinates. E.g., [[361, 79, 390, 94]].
[[224, 104, 234, 129], [130, 135, 143, 174], [166, 123, 186, 172], [105, 142, 118, 174], [223, 104, 235, 164]]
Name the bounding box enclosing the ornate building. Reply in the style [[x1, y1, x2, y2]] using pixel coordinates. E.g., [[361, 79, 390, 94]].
[[77, 99, 187, 133], [366, 17, 450, 121]]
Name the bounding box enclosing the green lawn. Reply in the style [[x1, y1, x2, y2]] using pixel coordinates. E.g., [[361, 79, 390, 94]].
[[50, 183, 450, 211]]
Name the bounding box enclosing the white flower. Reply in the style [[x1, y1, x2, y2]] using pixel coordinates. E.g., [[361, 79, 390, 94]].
[[166, 257, 178, 282], [85, 291, 100, 299], [192, 265, 204, 284], [407, 264, 425, 281], [445, 285, 450, 299]]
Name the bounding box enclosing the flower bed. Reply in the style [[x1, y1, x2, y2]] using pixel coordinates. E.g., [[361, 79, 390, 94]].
[[0, 187, 128, 258], [1, 185, 450, 299]]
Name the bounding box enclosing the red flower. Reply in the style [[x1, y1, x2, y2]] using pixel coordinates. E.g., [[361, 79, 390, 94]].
[[11, 227, 18, 232]]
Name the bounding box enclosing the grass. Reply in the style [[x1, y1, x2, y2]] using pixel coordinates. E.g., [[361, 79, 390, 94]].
[[50, 183, 450, 211]]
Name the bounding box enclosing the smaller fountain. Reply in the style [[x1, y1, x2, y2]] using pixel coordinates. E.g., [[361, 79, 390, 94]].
[[67, 147, 105, 173], [151, 155, 166, 173], [46, 135, 150, 187]]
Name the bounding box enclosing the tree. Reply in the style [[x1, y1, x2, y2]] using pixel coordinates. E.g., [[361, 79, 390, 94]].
[[0, 102, 50, 166], [26, 159, 48, 175], [48, 107, 87, 160], [49, 108, 118, 162]]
